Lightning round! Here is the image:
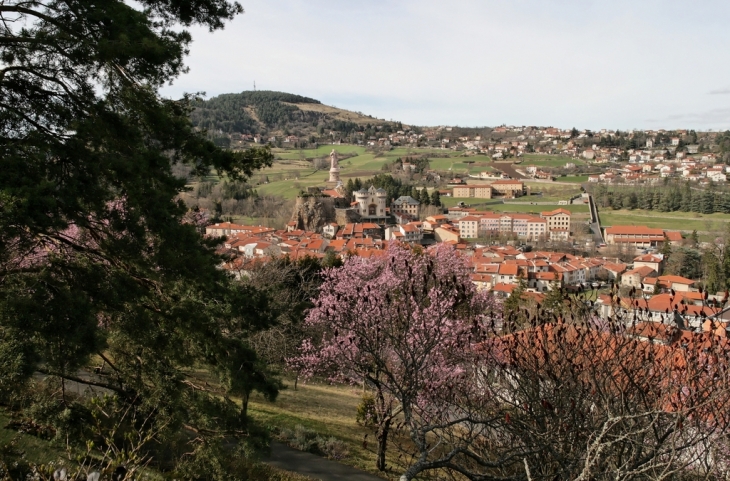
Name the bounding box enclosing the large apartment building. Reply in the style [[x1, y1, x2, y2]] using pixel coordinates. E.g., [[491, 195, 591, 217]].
[[604, 226, 669, 248], [452, 180, 526, 199], [452, 185, 493, 199], [458, 212, 547, 241], [540, 208, 571, 241], [490, 180, 526, 198]]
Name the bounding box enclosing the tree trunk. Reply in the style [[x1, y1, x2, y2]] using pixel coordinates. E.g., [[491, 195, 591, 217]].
[[376, 417, 391, 472], [240, 390, 250, 422]]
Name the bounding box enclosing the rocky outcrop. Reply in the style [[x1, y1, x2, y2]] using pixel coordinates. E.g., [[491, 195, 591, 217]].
[[290, 196, 336, 232]]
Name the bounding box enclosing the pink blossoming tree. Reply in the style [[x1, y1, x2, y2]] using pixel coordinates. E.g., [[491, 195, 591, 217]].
[[290, 242, 498, 474]]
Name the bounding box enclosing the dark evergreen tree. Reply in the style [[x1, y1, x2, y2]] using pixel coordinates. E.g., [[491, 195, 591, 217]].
[[0, 0, 280, 470], [702, 190, 716, 214], [420, 188, 431, 206], [623, 192, 638, 210]]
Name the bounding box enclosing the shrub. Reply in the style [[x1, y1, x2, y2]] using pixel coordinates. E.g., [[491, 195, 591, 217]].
[[278, 425, 348, 460], [278, 425, 319, 453], [355, 394, 377, 427], [317, 436, 349, 461]]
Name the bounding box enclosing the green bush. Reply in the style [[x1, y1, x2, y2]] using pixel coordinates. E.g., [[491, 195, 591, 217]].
[[355, 394, 377, 427]]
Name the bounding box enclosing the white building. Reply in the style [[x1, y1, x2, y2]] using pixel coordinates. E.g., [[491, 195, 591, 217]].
[[354, 185, 388, 222]]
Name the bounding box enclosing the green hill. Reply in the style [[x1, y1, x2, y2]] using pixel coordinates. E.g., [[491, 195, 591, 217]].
[[190, 90, 402, 141]]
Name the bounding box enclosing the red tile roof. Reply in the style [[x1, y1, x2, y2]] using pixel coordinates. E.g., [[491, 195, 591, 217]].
[[605, 226, 665, 236]]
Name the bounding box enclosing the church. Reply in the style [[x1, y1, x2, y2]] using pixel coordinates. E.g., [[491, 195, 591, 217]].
[[354, 185, 388, 224]]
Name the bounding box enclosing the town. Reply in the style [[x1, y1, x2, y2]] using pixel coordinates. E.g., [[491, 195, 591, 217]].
[[7, 1, 730, 479]]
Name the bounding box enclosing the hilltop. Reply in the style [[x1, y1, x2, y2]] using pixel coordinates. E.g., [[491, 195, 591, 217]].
[[191, 90, 404, 144]]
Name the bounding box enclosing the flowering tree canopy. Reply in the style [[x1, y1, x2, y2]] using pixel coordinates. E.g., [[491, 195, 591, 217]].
[[291, 242, 498, 472]]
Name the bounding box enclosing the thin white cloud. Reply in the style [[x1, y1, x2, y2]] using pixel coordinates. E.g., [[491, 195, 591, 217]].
[[162, 0, 730, 130], [709, 88, 730, 95], [647, 108, 730, 126]]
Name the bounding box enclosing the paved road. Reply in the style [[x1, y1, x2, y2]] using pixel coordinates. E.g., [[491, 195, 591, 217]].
[[265, 442, 386, 481], [586, 193, 605, 244]]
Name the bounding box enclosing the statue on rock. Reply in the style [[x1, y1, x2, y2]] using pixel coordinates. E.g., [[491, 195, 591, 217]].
[[328, 149, 340, 183]]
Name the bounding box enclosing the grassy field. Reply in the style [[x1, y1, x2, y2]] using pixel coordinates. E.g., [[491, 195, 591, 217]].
[[248, 380, 385, 476], [598, 209, 730, 232], [440, 197, 503, 208], [429, 157, 492, 173], [557, 175, 589, 183], [273, 145, 367, 160], [0, 409, 63, 466], [499, 203, 590, 214], [525, 182, 583, 200], [256, 175, 330, 199]]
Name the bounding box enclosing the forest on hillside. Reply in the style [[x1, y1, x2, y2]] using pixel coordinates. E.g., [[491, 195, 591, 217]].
[[191, 90, 323, 134], [190, 90, 401, 144]]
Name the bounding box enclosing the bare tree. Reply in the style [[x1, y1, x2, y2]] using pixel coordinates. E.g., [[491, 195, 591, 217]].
[[392, 298, 730, 481]]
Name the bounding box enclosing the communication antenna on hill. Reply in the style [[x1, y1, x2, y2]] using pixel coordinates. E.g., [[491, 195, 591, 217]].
[[253, 81, 256, 91]]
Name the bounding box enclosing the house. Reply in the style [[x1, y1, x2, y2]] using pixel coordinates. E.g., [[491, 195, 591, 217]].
[[385, 223, 423, 243], [664, 231, 683, 245], [602, 262, 627, 280], [458, 216, 481, 239], [322, 222, 338, 239], [205, 223, 275, 238], [620, 266, 658, 288], [434, 225, 461, 243], [633, 253, 664, 274], [422, 215, 448, 232], [497, 264, 519, 285], [656, 275, 696, 292], [392, 196, 420, 219], [336, 223, 382, 240]]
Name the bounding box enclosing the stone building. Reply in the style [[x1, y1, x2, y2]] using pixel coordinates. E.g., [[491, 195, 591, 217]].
[[354, 185, 388, 223], [392, 196, 420, 219]]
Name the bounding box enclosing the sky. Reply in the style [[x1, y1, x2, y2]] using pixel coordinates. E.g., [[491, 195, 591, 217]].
[[160, 0, 730, 131]]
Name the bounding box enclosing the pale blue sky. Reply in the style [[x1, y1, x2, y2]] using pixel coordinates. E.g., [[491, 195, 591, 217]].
[[161, 0, 730, 130]]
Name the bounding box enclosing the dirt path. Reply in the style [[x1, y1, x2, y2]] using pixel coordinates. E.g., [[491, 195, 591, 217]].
[[265, 442, 386, 481]]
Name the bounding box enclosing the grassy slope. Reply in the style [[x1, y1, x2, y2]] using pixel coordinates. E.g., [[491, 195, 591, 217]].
[[248, 380, 384, 476], [0, 409, 64, 465], [558, 175, 589, 183]]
